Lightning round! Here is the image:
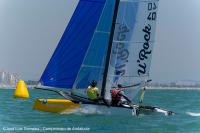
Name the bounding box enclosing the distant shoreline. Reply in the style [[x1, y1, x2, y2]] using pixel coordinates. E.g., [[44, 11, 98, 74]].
[[0, 85, 36, 89], [1, 86, 200, 90], [146, 86, 200, 90]]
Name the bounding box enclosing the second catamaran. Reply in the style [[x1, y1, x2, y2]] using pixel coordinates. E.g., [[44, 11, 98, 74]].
[[34, 0, 174, 116]]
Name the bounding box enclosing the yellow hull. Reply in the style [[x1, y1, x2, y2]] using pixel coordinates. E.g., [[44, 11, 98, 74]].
[[33, 99, 80, 113]]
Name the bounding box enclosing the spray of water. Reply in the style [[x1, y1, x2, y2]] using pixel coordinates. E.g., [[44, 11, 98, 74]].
[[60, 105, 111, 115], [186, 112, 200, 117]]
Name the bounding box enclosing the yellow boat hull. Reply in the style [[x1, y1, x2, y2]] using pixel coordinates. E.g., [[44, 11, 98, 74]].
[[33, 99, 80, 113]]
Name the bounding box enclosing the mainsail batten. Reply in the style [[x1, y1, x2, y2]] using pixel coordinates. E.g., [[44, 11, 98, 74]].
[[40, 0, 106, 89]]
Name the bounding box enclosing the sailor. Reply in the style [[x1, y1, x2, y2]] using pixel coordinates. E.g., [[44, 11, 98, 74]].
[[111, 84, 131, 106], [86, 80, 100, 101]]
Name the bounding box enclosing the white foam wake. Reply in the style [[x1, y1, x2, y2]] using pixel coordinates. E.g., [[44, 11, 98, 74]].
[[61, 105, 110, 115], [79, 105, 100, 114], [186, 112, 200, 117]]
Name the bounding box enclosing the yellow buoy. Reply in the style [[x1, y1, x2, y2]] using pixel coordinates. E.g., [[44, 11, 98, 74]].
[[14, 80, 29, 98]]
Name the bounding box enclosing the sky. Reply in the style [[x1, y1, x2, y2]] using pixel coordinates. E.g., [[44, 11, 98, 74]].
[[0, 0, 200, 82]]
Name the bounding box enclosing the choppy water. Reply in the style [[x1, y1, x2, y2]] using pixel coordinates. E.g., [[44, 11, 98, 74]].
[[0, 88, 200, 133]]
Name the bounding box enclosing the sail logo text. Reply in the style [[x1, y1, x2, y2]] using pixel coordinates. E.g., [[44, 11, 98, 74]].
[[112, 24, 129, 78], [137, 2, 157, 76], [137, 24, 152, 76]]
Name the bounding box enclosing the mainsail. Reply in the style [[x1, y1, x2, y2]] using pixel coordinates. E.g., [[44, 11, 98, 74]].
[[72, 0, 116, 95], [103, 0, 159, 101], [40, 0, 106, 88]]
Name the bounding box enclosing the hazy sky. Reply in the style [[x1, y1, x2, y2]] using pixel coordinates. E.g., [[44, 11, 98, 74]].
[[1, 0, 200, 82]]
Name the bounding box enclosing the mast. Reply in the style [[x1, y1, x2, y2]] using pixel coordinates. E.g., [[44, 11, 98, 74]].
[[101, 0, 120, 97]]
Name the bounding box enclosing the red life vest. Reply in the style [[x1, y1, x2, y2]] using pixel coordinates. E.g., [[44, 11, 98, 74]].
[[111, 89, 121, 102]]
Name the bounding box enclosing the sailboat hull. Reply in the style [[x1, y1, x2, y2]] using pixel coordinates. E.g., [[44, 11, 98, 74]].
[[33, 99, 80, 113], [33, 99, 133, 115], [33, 99, 173, 116], [33, 99, 130, 114]]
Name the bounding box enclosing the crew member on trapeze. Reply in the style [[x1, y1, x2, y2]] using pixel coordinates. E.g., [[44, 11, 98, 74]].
[[111, 84, 132, 106]]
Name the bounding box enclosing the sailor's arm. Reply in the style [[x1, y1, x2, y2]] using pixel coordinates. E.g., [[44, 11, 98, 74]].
[[119, 91, 131, 103]]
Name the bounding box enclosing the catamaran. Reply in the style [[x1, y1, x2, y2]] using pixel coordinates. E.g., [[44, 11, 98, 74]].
[[34, 0, 174, 116]]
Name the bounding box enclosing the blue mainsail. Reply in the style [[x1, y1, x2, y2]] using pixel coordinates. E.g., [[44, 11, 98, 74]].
[[40, 0, 106, 88], [73, 0, 116, 92]]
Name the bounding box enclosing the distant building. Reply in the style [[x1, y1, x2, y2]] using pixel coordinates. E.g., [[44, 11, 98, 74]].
[[0, 70, 20, 87]]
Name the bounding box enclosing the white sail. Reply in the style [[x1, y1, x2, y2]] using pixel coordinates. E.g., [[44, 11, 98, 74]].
[[104, 0, 159, 101]]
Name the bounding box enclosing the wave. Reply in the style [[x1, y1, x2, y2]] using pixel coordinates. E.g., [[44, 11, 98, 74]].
[[186, 112, 200, 117], [61, 105, 109, 115], [77, 105, 104, 115]]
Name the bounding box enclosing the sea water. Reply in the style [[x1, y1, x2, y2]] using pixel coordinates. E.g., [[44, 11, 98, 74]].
[[0, 88, 200, 133]]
